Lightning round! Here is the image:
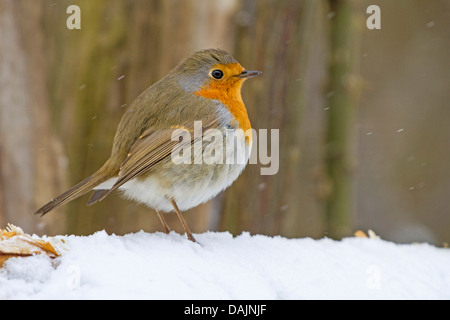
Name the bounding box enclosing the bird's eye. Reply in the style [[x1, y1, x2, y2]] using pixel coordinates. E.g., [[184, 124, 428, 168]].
[[211, 69, 224, 79]]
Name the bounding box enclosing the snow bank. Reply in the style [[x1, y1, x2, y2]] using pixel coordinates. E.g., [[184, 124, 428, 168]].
[[1, 231, 449, 299]]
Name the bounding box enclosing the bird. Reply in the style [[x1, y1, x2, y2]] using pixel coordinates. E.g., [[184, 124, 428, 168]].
[[35, 48, 262, 242]]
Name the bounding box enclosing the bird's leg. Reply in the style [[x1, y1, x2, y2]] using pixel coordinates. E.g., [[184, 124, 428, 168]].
[[155, 209, 171, 234], [169, 198, 196, 243]]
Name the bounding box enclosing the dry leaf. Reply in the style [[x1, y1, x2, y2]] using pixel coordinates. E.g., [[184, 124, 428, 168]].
[[354, 229, 380, 239], [354, 230, 368, 238], [367, 229, 380, 240], [0, 224, 64, 268]]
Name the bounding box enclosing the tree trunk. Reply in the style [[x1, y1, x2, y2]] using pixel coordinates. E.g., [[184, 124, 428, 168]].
[[0, 0, 66, 234], [219, 0, 329, 238], [324, 0, 362, 238]]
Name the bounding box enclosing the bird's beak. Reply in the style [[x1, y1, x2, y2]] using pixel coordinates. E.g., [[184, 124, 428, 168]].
[[236, 70, 262, 79]]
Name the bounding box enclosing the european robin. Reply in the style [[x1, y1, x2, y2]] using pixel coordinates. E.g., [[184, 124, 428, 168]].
[[35, 48, 261, 242]]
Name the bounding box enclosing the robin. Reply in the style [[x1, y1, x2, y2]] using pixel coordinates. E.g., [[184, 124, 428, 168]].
[[35, 48, 261, 242]]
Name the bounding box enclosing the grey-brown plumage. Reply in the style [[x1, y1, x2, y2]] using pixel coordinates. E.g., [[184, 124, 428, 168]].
[[35, 48, 261, 241]]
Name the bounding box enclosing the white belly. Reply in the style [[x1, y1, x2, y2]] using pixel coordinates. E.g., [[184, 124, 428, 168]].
[[95, 129, 251, 212]]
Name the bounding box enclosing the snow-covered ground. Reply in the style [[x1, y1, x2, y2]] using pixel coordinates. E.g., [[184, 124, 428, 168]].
[[1, 230, 449, 299]]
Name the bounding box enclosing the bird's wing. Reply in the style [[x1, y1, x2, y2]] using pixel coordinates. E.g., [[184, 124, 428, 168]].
[[91, 114, 220, 203]]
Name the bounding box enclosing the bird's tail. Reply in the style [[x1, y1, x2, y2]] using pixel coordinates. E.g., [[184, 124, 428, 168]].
[[34, 165, 112, 216]]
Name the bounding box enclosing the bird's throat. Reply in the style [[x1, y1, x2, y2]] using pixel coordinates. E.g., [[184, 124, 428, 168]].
[[194, 79, 252, 138]]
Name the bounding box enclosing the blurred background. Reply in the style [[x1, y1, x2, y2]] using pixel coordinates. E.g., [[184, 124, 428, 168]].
[[0, 0, 449, 245]]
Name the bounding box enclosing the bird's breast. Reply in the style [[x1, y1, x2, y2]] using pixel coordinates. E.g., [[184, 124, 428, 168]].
[[194, 81, 252, 145]]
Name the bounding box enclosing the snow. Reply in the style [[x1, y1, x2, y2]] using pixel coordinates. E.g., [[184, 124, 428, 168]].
[[1, 231, 449, 299]]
